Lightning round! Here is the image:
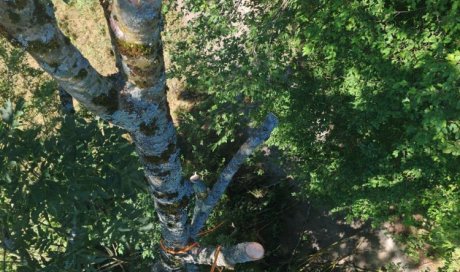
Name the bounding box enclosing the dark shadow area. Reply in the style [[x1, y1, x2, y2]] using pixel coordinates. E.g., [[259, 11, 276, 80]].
[[0, 87, 157, 271], [170, 0, 459, 270]]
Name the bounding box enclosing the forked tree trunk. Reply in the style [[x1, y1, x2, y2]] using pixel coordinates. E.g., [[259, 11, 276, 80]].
[[0, 1, 277, 271]]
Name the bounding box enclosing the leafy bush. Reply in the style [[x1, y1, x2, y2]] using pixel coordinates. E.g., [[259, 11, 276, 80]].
[[169, 0, 460, 267], [0, 37, 159, 271]]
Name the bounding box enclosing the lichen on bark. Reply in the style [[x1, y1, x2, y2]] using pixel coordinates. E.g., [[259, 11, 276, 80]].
[[0, 1, 278, 271]]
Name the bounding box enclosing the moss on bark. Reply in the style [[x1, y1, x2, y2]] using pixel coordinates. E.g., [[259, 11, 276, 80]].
[[27, 36, 60, 54], [116, 39, 156, 58]]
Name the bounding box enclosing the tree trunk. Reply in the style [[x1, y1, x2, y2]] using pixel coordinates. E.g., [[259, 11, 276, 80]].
[[0, 1, 276, 270]]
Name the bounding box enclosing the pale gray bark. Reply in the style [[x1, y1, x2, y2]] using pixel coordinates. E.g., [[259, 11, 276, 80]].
[[0, 1, 278, 271], [107, 0, 190, 260], [183, 242, 264, 269], [190, 113, 278, 238], [0, 0, 119, 119]]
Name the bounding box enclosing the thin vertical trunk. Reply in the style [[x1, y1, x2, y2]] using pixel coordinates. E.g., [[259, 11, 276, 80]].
[[106, 1, 191, 269]]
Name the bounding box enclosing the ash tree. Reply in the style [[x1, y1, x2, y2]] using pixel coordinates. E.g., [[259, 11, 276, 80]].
[[0, 0, 277, 270]]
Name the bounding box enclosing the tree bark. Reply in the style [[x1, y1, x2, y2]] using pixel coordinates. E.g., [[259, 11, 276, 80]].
[[190, 114, 278, 238], [106, 2, 191, 270], [182, 242, 265, 269], [0, 0, 117, 118], [0, 1, 277, 271]]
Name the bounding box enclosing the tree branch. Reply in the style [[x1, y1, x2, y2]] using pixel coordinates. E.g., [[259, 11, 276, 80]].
[[99, 0, 125, 74], [0, 0, 120, 118], [182, 242, 264, 270], [190, 113, 278, 237], [107, 2, 191, 264], [109, 0, 166, 99]]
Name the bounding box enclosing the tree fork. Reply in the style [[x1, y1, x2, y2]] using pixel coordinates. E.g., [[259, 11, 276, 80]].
[[0, 0, 278, 270]]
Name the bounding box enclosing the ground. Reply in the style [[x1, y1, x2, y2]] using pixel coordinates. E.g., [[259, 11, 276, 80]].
[[10, 1, 442, 271]]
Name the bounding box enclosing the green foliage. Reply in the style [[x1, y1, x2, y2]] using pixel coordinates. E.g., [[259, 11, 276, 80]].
[[0, 38, 159, 271], [1, 0, 459, 269], [169, 0, 460, 268]]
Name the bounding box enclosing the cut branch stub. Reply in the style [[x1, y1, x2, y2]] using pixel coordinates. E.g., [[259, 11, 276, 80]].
[[245, 242, 265, 260], [190, 173, 208, 200], [183, 242, 265, 270]]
